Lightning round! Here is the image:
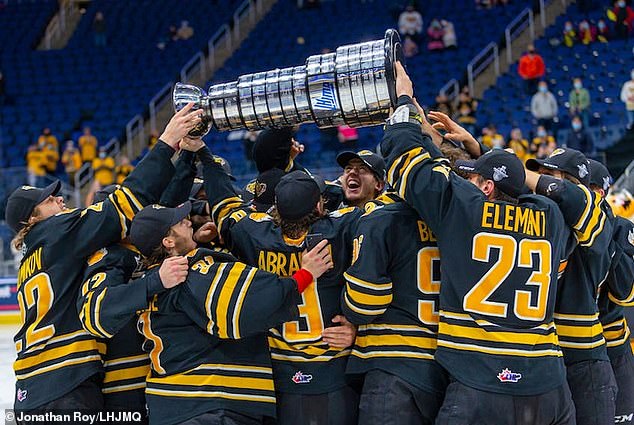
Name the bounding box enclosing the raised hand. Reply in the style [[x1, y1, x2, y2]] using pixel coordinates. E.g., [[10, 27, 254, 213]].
[[428, 110, 481, 157], [193, 221, 218, 244], [160, 103, 204, 148]]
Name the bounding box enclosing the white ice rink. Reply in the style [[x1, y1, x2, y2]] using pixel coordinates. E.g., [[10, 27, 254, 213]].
[[0, 324, 17, 411]]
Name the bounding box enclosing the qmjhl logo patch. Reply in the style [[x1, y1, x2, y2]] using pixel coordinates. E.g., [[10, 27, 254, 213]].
[[497, 368, 522, 383], [291, 371, 313, 384]]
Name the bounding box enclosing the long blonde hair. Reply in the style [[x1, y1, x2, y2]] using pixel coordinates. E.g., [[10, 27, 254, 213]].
[[11, 211, 45, 251]]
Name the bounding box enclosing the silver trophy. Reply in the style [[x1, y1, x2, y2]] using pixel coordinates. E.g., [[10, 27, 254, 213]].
[[173, 29, 403, 137]]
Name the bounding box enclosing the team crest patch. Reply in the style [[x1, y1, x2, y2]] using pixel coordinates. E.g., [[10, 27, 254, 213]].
[[549, 148, 565, 157], [358, 150, 374, 156], [577, 163, 589, 179], [497, 368, 522, 383], [17, 388, 27, 402], [254, 181, 267, 197], [492, 165, 508, 182], [291, 371, 313, 384], [151, 204, 165, 210], [20, 186, 36, 191]]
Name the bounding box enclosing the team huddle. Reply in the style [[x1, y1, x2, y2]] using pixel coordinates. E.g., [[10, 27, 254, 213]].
[[6, 63, 634, 425]]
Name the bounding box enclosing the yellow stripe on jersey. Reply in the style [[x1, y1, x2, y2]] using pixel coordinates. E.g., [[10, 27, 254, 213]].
[[555, 323, 604, 339], [216, 263, 247, 339], [437, 339, 563, 357], [355, 334, 437, 350], [145, 387, 276, 403], [15, 355, 102, 380], [103, 382, 146, 394], [344, 293, 385, 316], [104, 354, 149, 368], [146, 373, 274, 391], [22, 330, 90, 355], [103, 365, 150, 384], [119, 186, 143, 211], [439, 322, 559, 347], [232, 267, 257, 339], [80, 292, 103, 338], [93, 288, 114, 338], [573, 186, 606, 246], [15, 339, 100, 371], [398, 154, 432, 199], [113, 190, 136, 222], [343, 272, 392, 291], [554, 312, 599, 321], [345, 284, 393, 307], [608, 284, 634, 306], [269, 349, 351, 362], [205, 263, 228, 334], [359, 323, 436, 335], [387, 147, 425, 184], [351, 349, 434, 360]]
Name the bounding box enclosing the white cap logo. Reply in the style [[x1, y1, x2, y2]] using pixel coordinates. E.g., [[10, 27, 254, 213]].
[[493, 165, 508, 182]]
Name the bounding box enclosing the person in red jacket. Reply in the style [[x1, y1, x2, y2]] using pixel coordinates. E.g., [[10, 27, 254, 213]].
[[518, 44, 546, 94]]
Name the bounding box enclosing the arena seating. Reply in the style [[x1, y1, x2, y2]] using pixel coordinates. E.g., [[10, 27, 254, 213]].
[[477, 4, 633, 148], [0, 0, 236, 168], [202, 0, 526, 178]]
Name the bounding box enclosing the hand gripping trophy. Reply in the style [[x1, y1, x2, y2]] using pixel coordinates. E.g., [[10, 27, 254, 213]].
[[173, 29, 403, 136]]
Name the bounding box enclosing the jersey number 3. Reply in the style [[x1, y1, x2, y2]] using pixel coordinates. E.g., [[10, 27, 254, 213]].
[[464, 233, 552, 321]]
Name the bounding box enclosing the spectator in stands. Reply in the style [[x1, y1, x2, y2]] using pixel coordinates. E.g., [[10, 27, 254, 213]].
[[175, 20, 194, 41], [531, 81, 558, 132], [26, 144, 46, 187], [61, 141, 82, 186], [433, 93, 454, 116], [531, 125, 557, 159], [42, 143, 59, 176], [569, 77, 591, 129], [621, 69, 634, 130], [398, 5, 423, 44], [93, 11, 107, 47], [115, 155, 134, 184], [507, 128, 531, 162], [608, 0, 634, 39], [480, 124, 505, 149], [92, 147, 115, 187], [455, 88, 478, 135], [441, 19, 457, 49], [427, 19, 445, 51], [597, 19, 611, 42], [38, 128, 58, 151], [577, 20, 596, 44], [79, 126, 98, 164], [563, 21, 576, 47], [518, 44, 545, 94], [402, 36, 419, 57], [565, 116, 595, 155], [338, 125, 359, 151]]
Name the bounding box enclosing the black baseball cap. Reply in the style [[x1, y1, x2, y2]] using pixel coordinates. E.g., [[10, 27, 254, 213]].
[[337, 150, 386, 181], [130, 202, 192, 257], [525, 148, 590, 185], [587, 159, 612, 192], [455, 150, 526, 198], [252, 168, 286, 212], [275, 170, 325, 220], [5, 180, 61, 233], [93, 184, 119, 204]]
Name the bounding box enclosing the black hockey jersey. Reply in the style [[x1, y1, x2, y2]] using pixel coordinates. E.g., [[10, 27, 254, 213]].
[[380, 116, 603, 395], [78, 243, 150, 410], [135, 248, 303, 425], [201, 146, 362, 395], [13, 141, 176, 410], [343, 193, 448, 395]]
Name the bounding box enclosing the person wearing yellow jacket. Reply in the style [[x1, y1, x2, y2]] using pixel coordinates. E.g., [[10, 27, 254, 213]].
[[62, 140, 82, 186], [115, 155, 134, 184], [26, 144, 46, 186], [92, 147, 115, 186], [79, 127, 98, 164]]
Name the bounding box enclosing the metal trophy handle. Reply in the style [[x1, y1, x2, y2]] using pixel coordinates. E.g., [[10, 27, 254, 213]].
[[173, 29, 403, 136]]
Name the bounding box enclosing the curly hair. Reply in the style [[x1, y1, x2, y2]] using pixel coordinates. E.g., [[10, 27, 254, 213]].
[[269, 206, 324, 239]]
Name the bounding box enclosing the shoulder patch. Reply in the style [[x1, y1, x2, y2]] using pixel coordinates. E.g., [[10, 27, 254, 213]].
[[248, 212, 272, 222], [329, 207, 358, 218], [362, 202, 384, 217], [87, 248, 108, 266]]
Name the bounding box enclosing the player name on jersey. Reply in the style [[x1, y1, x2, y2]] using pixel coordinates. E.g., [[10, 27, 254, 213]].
[[481, 202, 546, 237]]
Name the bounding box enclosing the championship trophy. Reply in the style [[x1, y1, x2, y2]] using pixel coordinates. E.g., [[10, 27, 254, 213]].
[[173, 29, 403, 137]]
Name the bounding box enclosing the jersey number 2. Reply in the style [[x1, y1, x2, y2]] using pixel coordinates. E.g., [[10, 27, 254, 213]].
[[16, 273, 55, 353]]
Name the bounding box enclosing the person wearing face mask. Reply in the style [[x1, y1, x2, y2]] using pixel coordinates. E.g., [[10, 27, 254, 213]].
[[518, 44, 545, 94], [620, 69, 634, 129], [531, 81, 558, 132], [569, 78, 591, 129], [564, 116, 595, 156], [577, 20, 596, 44], [563, 21, 576, 47], [597, 19, 611, 42], [608, 0, 634, 39], [92, 147, 116, 187], [531, 125, 557, 159]]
